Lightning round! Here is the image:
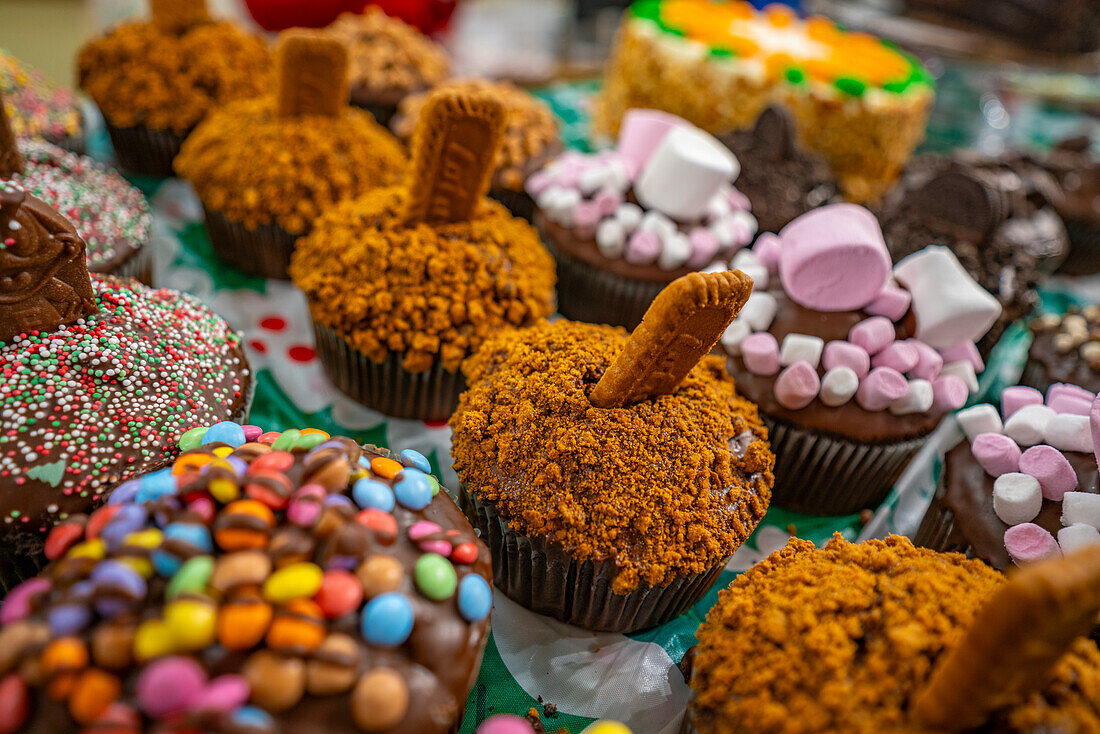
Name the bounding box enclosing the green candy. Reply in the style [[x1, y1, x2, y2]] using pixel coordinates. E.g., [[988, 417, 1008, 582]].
[[178, 426, 207, 451], [414, 554, 457, 601], [428, 475, 440, 497], [271, 429, 301, 452], [167, 556, 214, 598], [293, 432, 327, 451], [834, 77, 867, 97]]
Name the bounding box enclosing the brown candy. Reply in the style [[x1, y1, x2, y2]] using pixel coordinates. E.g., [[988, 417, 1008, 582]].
[[275, 30, 349, 119], [90, 622, 134, 670], [268, 527, 316, 568], [402, 89, 506, 226], [242, 649, 305, 712], [0, 621, 49, 675], [357, 555, 405, 598], [589, 270, 754, 408], [303, 448, 351, 492], [149, 0, 211, 34], [306, 633, 360, 696], [210, 550, 272, 592], [0, 90, 23, 178], [351, 667, 409, 731]]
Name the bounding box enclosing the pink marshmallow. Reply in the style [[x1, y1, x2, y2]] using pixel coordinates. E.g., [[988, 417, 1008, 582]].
[[908, 340, 943, 381], [727, 187, 751, 212], [822, 341, 870, 379], [849, 317, 895, 356], [938, 341, 984, 374], [593, 188, 624, 217], [777, 204, 892, 311], [1018, 445, 1078, 501], [624, 231, 661, 265], [741, 333, 780, 376], [525, 171, 553, 197], [1001, 385, 1043, 420], [687, 227, 721, 269], [855, 367, 908, 411], [572, 201, 601, 235], [864, 282, 912, 322], [774, 361, 821, 410], [1004, 523, 1062, 565], [1048, 393, 1093, 416], [871, 341, 919, 373], [971, 433, 1022, 477], [616, 109, 685, 177], [752, 233, 781, 275], [932, 375, 969, 411]]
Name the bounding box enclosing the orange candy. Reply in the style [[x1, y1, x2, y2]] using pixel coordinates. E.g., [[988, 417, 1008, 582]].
[[172, 453, 214, 475], [214, 500, 275, 551], [370, 457, 404, 480], [39, 638, 88, 678], [218, 591, 273, 650], [266, 599, 326, 653], [68, 669, 120, 724]]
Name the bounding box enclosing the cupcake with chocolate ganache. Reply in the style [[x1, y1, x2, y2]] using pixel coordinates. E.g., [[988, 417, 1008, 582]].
[[0, 49, 84, 153], [0, 422, 493, 734], [1024, 307, 1100, 393], [394, 78, 562, 220], [530, 109, 756, 329], [451, 270, 774, 632], [718, 204, 1002, 514]]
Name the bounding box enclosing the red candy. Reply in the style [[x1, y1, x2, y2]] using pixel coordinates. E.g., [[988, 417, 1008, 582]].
[[244, 470, 294, 510], [450, 542, 479, 565], [314, 570, 364, 618], [85, 505, 121, 540], [187, 497, 216, 524], [355, 509, 397, 544], [45, 522, 85, 561], [84, 702, 140, 734], [248, 451, 295, 475], [0, 674, 28, 734], [257, 432, 282, 446]]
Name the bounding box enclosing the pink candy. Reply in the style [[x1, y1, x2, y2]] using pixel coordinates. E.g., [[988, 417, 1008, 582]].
[[192, 675, 249, 714], [1002, 386, 1043, 420], [849, 317, 895, 356], [774, 362, 820, 410], [870, 341, 918, 373], [822, 340, 870, 379], [1019, 445, 1078, 501], [0, 578, 50, 625], [625, 231, 660, 265], [477, 714, 537, 734], [855, 367, 908, 411], [1004, 523, 1061, 565], [136, 657, 206, 717], [408, 521, 443, 542], [687, 228, 721, 269], [971, 433, 1022, 477], [909, 341, 943, 381], [741, 333, 780, 376], [242, 425, 263, 442], [931, 375, 969, 412], [938, 341, 984, 374], [864, 283, 911, 322], [752, 233, 781, 275], [287, 485, 325, 527]]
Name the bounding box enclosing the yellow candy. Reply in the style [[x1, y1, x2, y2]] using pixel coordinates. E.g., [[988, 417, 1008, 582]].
[[133, 619, 176, 662], [123, 528, 164, 550], [118, 557, 154, 579], [262, 562, 323, 603], [164, 599, 217, 650], [581, 722, 632, 734], [67, 539, 105, 561], [213, 446, 234, 458], [207, 458, 242, 503]]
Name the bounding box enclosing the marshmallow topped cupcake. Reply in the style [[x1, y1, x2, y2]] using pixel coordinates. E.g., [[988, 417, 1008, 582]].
[[529, 109, 756, 329], [719, 203, 1002, 514]]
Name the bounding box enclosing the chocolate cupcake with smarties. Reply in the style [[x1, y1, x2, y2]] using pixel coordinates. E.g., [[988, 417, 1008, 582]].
[[1023, 308, 1100, 395]]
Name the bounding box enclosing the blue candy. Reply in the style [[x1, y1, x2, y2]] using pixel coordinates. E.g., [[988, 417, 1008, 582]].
[[399, 449, 431, 475], [107, 479, 141, 505], [48, 604, 92, 636], [393, 470, 432, 511], [134, 469, 177, 504], [361, 592, 414, 647], [91, 560, 147, 617], [324, 493, 355, 509], [352, 478, 395, 512], [232, 706, 274, 729], [99, 504, 148, 551], [201, 421, 246, 448], [152, 523, 213, 576], [457, 575, 492, 622]]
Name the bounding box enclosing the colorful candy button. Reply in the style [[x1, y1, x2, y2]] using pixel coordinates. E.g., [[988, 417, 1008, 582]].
[[263, 563, 324, 603], [458, 575, 492, 622], [361, 593, 414, 647], [399, 449, 431, 474], [394, 470, 432, 510], [352, 478, 395, 512], [414, 554, 457, 601]]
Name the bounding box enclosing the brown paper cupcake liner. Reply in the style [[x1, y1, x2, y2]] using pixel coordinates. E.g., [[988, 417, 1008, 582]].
[[1056, 219, 1100, 276], [103, 242, 154, 286], [204, 208, 298, 280], [460, 487, 728, 633], [911, 484, 972, 556], [103, 121, 186, 178], [313, 323, 465, 422], [763, 413, 931, 515], [351, 99, 400, 128], [489, 187, 536, 222]]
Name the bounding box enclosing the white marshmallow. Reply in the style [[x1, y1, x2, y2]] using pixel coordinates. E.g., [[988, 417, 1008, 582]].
[[739, 263, 768, 291], [702, 260, 730, 275], [731, 249, 761, 270], [740, 291, 778, 332], [940, 360, 979, 393], [779, 334, 825, 369], [731, 209, 759, 236], [892, 246, 1002, 349], [992, 473, 1042, 526], [657, 232, 692, 271], [595, 219, 626, 259], [614, 203, 643, 232], [1043, 413, 1093, 454], [543, 187, 582, 226], [707, 195, 732, 221], [640, 211, 676, 239], [1059, 523, 1100, 555], [889, 379, 934, 416], [605, 160, 631, 192], [579, 166, 609, 195], [710, 219, 735, 248], [720, 319, 752, 354], [820, 367, 860, 407], [635, 126, 739, 222], [1003, 404, 1057, 448], [957, 404, 1003, 441], [1062, 492, 1100, 529]]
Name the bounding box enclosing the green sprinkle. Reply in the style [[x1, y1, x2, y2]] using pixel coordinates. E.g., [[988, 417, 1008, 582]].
[[785, 67, 806, 85], [630, 0, 662, 21], [708, 46, 735, 59], [834, 77, 867, 97]]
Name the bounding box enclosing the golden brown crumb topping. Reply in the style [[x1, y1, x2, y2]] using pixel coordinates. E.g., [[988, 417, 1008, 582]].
[[325, 9, 450, 97]]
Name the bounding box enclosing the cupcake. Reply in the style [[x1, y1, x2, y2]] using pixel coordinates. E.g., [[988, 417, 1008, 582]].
[[175, 30, 407, 279], [684, 535, 1100, 733], [914, 384, 1100, 569], [719, 204, 1002, 514], [321, 7, 450, 126], [0, 183, 252, 589], [77, 0, 273, 177], [393, 78, 562, 220], [529, 109, 756, 329], [1024, 307, 1100, 393], [718, 106, 841, 235], [879, 151, 1069, 357], [0, 424, 493, 734], [451, 270, 774, 632], [0, 49, 84, 153], [290, 88, 555, 421]]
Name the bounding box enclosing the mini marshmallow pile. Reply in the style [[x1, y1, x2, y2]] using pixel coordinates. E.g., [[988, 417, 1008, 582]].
[[956, 386, 1100, 565], [526, 109, 757, 271], [718, 204, 1003, 415]]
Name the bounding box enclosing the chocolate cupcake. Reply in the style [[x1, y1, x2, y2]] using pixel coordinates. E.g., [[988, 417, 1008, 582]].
[[684, 535, 1100, 733], [1024, 308, 1100, 393], [720, 204, 1002, 514], [77, 0, 273, 177], [914, 384, 1100, 569], [718, 106, 841, 234], [322, 7, 450, 126], [393, 78, 562, 220], [879, 152, 1069, 357], [0, 183, 252, 590], [175, 30, 407, 279], [0, 49, 84, 153], [290, 88, 555, 421], [529, 109, 755, 329], [0, 423, 493, 733], [451, 270, 774, 632]]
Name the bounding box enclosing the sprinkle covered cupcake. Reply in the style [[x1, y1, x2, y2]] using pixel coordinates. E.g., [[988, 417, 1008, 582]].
[[77, 0, 273, 177], [719, 204, 1001, 514], [394, 78, 562, 220], [0, 424, 493, 733], [684, 535, 1100, 733], [0, 183, 251, 588], [1024, 308, 1100, 394], [175, 30, 407, 280], [451, 270, 774, 632], [290, 89, 555, 421], [0, 49, 84, 153], [529, 109, 755, 329]]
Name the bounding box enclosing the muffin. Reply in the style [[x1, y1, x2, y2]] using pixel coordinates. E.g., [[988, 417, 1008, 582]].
[[0, 49, 84, 153], [290, 89, 555, 421], [530, 109, 755, 329], [684, 535, 1100, 733], [914, 384, 1099, 568], [321, 7, 450, 126], [393, 78, 562, 220], [0, 183, 252, 589], [175, 30, 407, 279], [879, 151, 1069, 357], [77, 0, 273, 177], [1024, 307, 1100, 393], [451, 270, 774, 632], [595, 0, 934, 203], [719, 204, 1002, 514], [0, 424, 493, 733], [718, 106, 841, 235]]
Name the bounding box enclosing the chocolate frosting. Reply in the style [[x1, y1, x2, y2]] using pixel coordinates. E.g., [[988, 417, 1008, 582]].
[[1026, 309, 1100, 393], [905, 0, 1100, 54], [1019, 134, 1100, 227]]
